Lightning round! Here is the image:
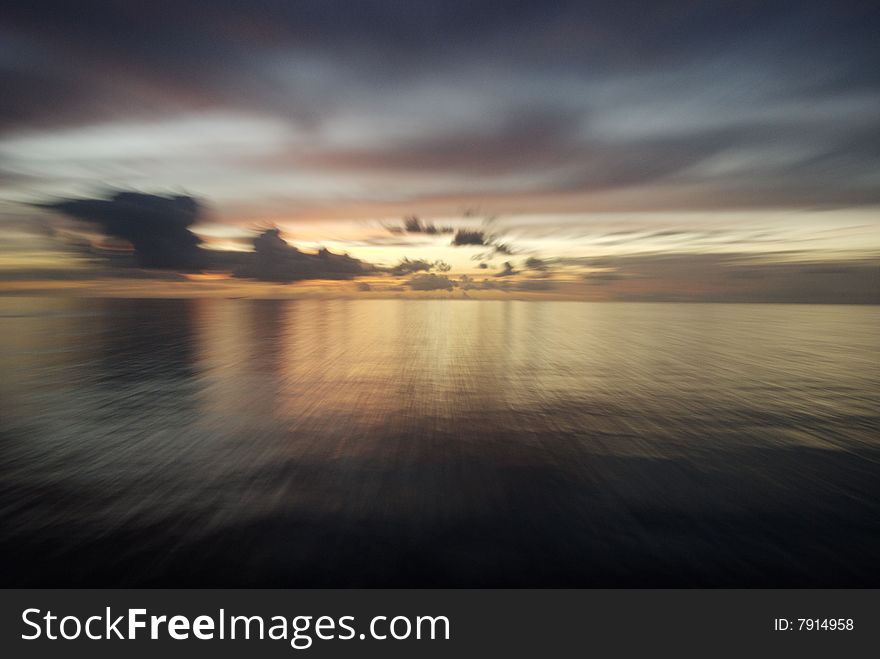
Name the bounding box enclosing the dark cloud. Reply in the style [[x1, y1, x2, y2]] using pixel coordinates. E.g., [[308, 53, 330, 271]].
[[355, 281, 371, 291], [0, 67, 111, 134], [234, 228, 370, 282], [389, 257, 432, 276], [388, 257, 450, 276], [458, 275, 506, 292], [42, 192, 203, 269], [440, 216, 520, 255], [495, 261, 518, 277], [4, 1, 876, 127], [524, 257, 549, 271], [383, 216, 453, 235], [451, 230, 487, 246], [407, 273, 454, 291], [402, 215, 452, 235]]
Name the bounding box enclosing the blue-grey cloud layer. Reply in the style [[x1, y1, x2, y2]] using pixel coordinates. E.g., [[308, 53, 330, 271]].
[[2, 1, 879, 210]]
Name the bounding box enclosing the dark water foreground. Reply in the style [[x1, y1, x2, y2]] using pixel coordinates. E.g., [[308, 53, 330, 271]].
[[0, 297, 878, 586]]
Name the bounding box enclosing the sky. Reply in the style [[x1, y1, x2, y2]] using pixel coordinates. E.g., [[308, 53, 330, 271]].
[[0, 0, 878, 301]]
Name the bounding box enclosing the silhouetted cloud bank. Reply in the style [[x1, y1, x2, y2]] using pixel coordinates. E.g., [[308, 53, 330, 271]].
[[495, 262, 518, 277], [42, 192, 373, 282], [408, 274, 455, 291], [451, 230, 487, 246], [235, 229, 370, 283], [385, 216, 453, 235], [42, 192, 203, 269]]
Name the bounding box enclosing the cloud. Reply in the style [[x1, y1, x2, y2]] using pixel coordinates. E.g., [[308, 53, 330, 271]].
[[388, 257, 450, 276], [301, 108, 585, 175], [458, 275, 508, 291], [38, 191, 377, 282], [447, 220, 521, 257], [495, 261, 518, 277], [234, 228, 370, 282], [451, 229, 487, 246], [386, 216, 453, 235], [407, 273, 454, 291], [41, 192, 203, 269], [389, 257, 432, 276], [524, 257, 549, 271]]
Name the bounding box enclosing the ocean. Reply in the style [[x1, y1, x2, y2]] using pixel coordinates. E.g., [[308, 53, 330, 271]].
[[1, 297, 878, 586]]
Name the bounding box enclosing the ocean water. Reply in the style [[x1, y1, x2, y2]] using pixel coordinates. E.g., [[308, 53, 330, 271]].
[[0, 297, 878, 586]]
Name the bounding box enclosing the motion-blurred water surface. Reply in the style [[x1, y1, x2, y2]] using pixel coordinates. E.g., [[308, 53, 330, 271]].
[[1, 298, 878, 586]]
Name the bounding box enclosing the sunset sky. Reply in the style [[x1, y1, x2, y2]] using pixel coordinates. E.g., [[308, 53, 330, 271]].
[[1, 1, 878, 301]]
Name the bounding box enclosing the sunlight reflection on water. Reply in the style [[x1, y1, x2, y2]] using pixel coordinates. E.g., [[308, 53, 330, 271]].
[[1, 298, 878, 585]]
